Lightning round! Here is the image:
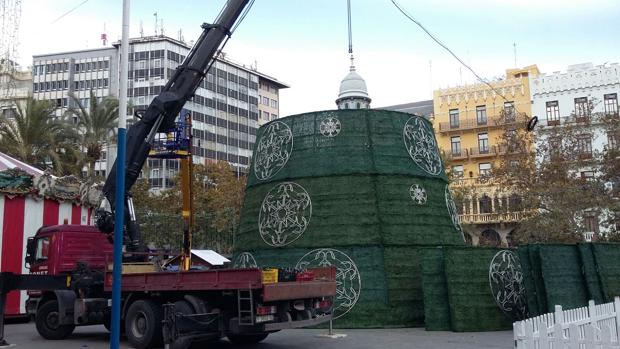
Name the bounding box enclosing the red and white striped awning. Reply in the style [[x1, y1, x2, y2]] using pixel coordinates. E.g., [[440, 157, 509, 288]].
[[0, 152, 46, 176]]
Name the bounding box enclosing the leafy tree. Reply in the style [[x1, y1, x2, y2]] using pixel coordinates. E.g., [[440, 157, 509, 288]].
[[0, 97, 75, 175], [65, 91, 119, 180], [493, 100, 619, 243], [131, 161, 246, 254]]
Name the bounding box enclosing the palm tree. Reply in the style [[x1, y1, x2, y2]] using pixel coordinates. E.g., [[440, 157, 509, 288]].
[[0, 98, 70, 173], [65, 91, 119, 179]]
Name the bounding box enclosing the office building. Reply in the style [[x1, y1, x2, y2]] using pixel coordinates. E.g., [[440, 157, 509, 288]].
[[32, 35, 288, 187]]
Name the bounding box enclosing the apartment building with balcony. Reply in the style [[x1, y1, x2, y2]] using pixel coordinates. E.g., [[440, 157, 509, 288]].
[[531, 62, 620, 241], [432, 65, 540, 246]]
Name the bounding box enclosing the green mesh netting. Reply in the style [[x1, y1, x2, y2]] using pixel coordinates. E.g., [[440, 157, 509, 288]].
[[234, 109, 464, 328], [246, 110, 450, 188], [591, 243, 620, 302], [578, 243, 605, 304], [383, 246, 425, 327], [420, 247, 451, 331], [538, 245, 588, 312], [517, 245, 540, 317], [237, 175, 463, 250], [526, 244, 548, 314], [444, 247, 514, 332]]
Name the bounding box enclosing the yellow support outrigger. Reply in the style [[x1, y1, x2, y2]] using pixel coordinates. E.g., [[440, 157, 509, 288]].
[[148, 110, 194, 271]]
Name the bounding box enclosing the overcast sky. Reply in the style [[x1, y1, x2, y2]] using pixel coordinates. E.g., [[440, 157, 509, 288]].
[[15, 0, 620, 116]]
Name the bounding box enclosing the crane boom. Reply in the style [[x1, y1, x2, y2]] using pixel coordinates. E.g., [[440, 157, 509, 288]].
[[98, 0, 250, 252]]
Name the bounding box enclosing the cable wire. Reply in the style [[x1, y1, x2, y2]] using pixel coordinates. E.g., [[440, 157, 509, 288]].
[[389, 0, 511, 104], [50, 0, 89, 25]]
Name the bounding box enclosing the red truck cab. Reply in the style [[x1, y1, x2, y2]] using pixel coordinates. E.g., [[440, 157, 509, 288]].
[[27, 225, 113, 276]]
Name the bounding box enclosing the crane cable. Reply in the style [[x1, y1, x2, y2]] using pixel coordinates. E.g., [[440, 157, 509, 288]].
[[389, 0, 513, 105], [390, 0, 539, 131]]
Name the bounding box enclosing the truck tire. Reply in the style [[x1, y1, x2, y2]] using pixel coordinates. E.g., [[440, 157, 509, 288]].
[[125, 300, 163, 349], [169, 300, 193, 349], [226, 333, 269, 345], [35, 300, 75, 340]]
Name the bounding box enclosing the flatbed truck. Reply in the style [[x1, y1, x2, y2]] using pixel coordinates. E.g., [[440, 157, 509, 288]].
[[0, 225, 336, 348]]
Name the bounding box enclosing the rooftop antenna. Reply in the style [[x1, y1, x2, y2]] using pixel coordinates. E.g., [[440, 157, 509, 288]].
[[101, 23, 108, 46], [139, 20, 144, 37], [160, 18, 164, 36], [513, 42, 517, 67], [153, 12, 158, 36], [178, 28, 184, 42], [347, 0, 355, 71]]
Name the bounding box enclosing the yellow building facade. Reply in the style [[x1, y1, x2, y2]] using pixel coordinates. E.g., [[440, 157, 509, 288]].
[[432, 65, 539, 246]]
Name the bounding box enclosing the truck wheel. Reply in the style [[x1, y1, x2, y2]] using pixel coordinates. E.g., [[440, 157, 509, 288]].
[[169, 301, 194, 349], [125, 300, 163, 349], [35, 300, 75, 340], [227, 333, 269, 345]]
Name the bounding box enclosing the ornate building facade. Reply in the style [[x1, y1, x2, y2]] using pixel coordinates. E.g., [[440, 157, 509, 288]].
[[531, 62, 620, 241], [432, 65, 539, 246]]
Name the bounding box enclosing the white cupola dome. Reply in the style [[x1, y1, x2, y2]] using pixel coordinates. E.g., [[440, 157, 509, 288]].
[[336, 64, 371, 110]]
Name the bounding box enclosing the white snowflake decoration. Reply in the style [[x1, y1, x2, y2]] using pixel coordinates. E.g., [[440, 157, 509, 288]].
[[489, 250, 527, 320], [296, 248, 361, 319], [409, 184, 427, 205], [403, 117, 443, 176], [233, 252, 258, 269], [445, 185, 464, 241], [253, 121, 293, 181], [259, 182, 312, 247], [319, 116, 342, 137]]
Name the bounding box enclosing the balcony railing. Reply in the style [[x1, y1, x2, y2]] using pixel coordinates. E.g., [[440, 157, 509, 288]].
[[469, 146, 496, 158], [450, 176, 495, 187], [438, 116, 518, 132], [445, 149, 468, 160], [460, 211, 526, 224]]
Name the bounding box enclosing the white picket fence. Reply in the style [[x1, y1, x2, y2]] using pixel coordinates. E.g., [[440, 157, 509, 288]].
[[514, 297, 620, 349]]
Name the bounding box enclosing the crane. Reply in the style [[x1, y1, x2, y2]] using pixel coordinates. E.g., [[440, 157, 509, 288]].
[[96, 0, 251, 271]]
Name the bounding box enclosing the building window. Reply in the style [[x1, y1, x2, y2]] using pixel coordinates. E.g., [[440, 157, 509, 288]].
[[504, 101, 515, 120], [480, 194, 492, 214], [583, 214, 599, 233], [262, 96, 269, 106], [478, 133, 489, 153], [581, 171, 595, 180], [577, 135, 592, 158], [546, 100, 560, 125], [608, 131, 619, 150], [270, 99, 278, 108], [449, 109, 459, 128], [451, 136, 461, 156], [476, 105, 487, 125], [479, 162, 492, 177], [452, 165, 464, 178], [574, 97, 589, 121], [604, 93, 618, 116]]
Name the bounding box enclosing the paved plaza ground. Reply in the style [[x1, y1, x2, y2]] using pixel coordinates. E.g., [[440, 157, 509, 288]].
[[3, 322, 514, 349]]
